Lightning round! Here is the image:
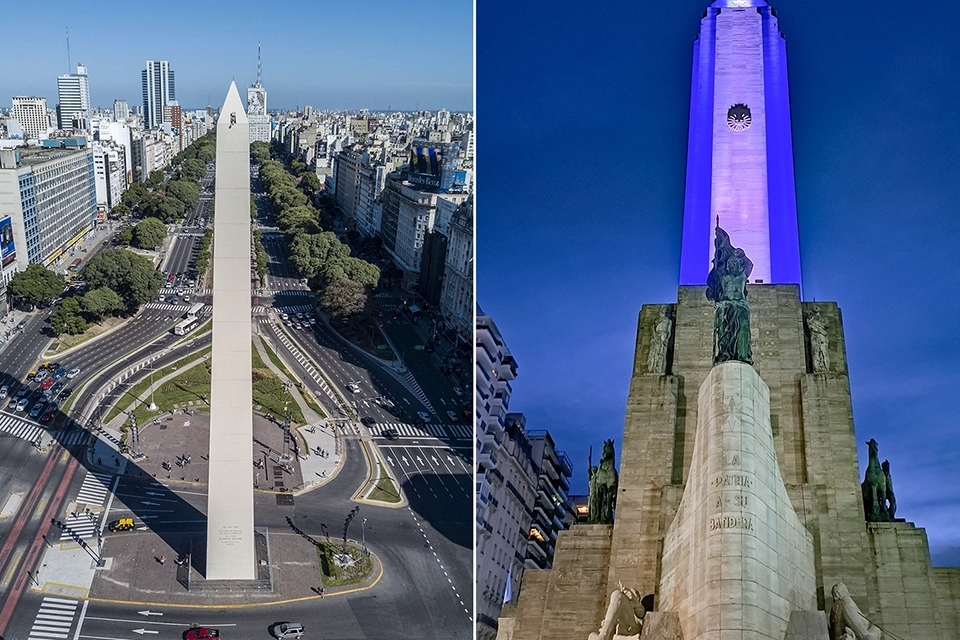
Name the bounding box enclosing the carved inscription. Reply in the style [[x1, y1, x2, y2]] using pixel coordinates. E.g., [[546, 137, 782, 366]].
[[710, 474, 753, 489], [709, 515, 754, 531], [714, 494, 750, 509], [218, 525, 243, 546]]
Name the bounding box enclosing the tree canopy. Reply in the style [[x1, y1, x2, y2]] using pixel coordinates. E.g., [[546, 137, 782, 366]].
[[8, 264, 65, 307], [288, 232, 380, 289], [81, 287, 124, 322], [132, 217, 167, 249], [50, 297, 89, 335], [82, 249, 163, 312], [319, 279, 368, 319]]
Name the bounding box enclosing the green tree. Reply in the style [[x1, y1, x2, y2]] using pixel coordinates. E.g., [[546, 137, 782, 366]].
[[50, 298, 89, 335], [299, 172, 321, 193], [147, 170, 165, 187], [290, 159, 307, 175], [82, 249, 163, 312], [288, 232, 349, 280], [132, 217, 167, 249], [122, 183, 148, 209], [141, 194, 184, 222], [165, 179, 200, 211], [8, 264, 65, 307], [109, 203, 130, 219], [81, 287, 124, 322], [318, 279, 367, 319], [181, 158, 206, 181], [250, 141, 271, 164], [119, 227, 134, 245]]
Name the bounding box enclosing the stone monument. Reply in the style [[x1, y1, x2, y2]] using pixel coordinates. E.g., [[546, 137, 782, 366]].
[[205, 82, 256, 580]]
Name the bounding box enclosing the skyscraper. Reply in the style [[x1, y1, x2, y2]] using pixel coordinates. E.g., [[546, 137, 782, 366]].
[[679, 0, 801, 287], [11, 97, 49, 139], [247, 43, 270, 143], [141, 60, 176, 130], [113, 99, 129, 122], [57, 63, 91, 131]]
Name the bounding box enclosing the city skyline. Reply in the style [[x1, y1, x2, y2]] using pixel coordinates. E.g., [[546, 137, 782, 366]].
[[0, 0, 472, 112], [478, 0, 960, 568]]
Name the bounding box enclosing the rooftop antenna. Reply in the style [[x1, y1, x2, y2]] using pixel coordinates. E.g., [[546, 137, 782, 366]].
[[255, 41, 262, 87], [66, 27, 71, 72]]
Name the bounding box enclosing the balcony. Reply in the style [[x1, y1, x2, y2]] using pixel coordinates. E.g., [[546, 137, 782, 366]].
[[557, 451, 574, 477]]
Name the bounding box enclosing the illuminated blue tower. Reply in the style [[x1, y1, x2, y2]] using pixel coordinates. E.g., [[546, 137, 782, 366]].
[[679, 0, 801, 286]]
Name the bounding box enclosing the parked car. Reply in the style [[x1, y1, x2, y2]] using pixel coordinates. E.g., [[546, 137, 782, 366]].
[[66, 368, 81, 379]]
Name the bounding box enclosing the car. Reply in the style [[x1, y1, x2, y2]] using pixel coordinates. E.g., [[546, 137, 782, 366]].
[[417, 411, 432, 423], [185, 627, 220, 640], [446, 410, 459, 422], [453, 387, 464, 397], [51, 381, 64, 394], [66, 368, 81, 379], [360, 416, 377, 427], [40, 378, 54, 390], [7, 398, 18, 409], [26, 370, 37, 382], [40, 407, 56, 423], [59, 387, 73, 399], [16, 385, 30, 398], [50, 362, 61, 371], [270, 622, 304, 638], [53, 367, 67, 379], [107, 517, 135, 532], [29, 402, 46, 418], [296, 312, 304, 319], [39, 361, 52, 370], [0, 385, 8, 400], [33, 370, 47, 382], [347, 383, 360, 393], [158, 295, 165, 302]]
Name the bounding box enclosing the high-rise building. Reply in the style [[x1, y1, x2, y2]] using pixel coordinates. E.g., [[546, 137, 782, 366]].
[[247, 42, 270, 143], [679, 0, 801, 286], [476, 314, 538, 640], [524, 431, 575, 571], [57, 64, 91, 131], [113, 99, 129, 122], [141, 60, 176, 130], [0, 144, 97, 269], [11, 97, 49, 140], [439, 197, 472, 345]]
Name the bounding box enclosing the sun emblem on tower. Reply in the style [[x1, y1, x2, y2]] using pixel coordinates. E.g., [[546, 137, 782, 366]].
[[726, 103, 752, 132]]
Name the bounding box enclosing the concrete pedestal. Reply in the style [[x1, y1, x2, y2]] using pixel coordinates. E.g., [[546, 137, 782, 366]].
[[659, 362, 819, 640]]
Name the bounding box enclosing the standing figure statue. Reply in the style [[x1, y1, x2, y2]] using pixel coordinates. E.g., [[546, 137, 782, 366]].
[[829, 582, 882, 640], [588, 440, 619, 524], [706, 225, 754, 365], [861, 439, 890, 522], [807, 305, 830, 372], [647, 311, 673, 374], [882, 459, 897, 520], [588, 582, 646, 640]]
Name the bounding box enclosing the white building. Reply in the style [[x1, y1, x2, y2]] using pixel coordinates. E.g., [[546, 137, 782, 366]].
[[113, 99, 129, 122], [11, 97, 49, 140], [57, 64, 91, 131], [476, 312, 537, 640], [141, 60, 175, 130], [91, 141, 127, 213]]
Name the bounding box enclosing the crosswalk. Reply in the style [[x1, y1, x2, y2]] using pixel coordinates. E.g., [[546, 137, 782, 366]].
[[26, 596, 80, 639], [60, 471, 113, 542], [275, 304, 314, 314], [144, 302, 192, 312], [399, 370, 437, 416], [366, 422, 472, 439], [266, 289, 312, 296], [0, 414, 89, 446]]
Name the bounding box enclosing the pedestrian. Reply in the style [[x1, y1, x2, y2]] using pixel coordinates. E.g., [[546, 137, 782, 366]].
[[97, 457, 101, 465], [319, 587, 324, 597], [159, 555, 166, 565]]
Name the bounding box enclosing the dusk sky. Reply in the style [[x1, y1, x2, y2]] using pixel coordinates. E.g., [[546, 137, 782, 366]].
[[477, 0, 960, 565], [0, 0, 472, 112]]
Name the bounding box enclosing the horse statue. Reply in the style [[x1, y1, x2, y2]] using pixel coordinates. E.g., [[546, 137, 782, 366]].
[[861, 439, 890, 522], [588, 440, 619, 524]]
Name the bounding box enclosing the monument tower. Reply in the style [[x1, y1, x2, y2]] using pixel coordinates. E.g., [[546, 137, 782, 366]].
[[496, 2, 960, 639]]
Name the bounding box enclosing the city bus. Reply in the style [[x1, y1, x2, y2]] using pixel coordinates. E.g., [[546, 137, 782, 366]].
[[185, 303, 204, 319], [67, 258, 82, 273], [174, 316, 203, 335]]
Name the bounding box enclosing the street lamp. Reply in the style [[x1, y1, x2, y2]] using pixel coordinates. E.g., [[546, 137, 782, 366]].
[[361, 517, 368, 557]]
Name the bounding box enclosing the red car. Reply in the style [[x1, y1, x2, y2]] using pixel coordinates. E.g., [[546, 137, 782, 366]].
[[40, 408, 56, 423], [40, 378, 54, 390], [185, 628, 220, 640]]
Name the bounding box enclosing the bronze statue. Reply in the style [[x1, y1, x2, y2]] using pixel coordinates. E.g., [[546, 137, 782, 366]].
[[588, 440, 619, 524], [706, 226, 753, 365], [882, 459, 897, 520], [861, 439, 890, 522], [588, 582, 646, 640]]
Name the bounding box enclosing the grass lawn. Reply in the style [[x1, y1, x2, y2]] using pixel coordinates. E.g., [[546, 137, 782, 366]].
[[367, 464, 402, 503], [125, 362, 212, 426], [316, 541, 374, 587], [104, 347, 212, 424], [252, 344, 305, 424], [45, 316, 127, 356]]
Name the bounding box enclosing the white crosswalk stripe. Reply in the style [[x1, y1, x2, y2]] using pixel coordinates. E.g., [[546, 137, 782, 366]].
[[275, 304, 314, 314], [365, 422, 472, 439], [144, 302, 192, 312], [373, 292, 391, 298], [0, 414, 89, 446], [28, 596, 79, 639], [60, 471, 113, 541], [265, 288, 312, 296]]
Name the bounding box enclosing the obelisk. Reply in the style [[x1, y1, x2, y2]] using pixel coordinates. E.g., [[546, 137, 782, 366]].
[[205, 82, 255, 580]]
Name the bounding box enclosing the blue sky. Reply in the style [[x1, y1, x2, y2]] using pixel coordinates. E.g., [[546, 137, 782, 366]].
[[0, 0, 472, 111], [477, 0, 960, 565]]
